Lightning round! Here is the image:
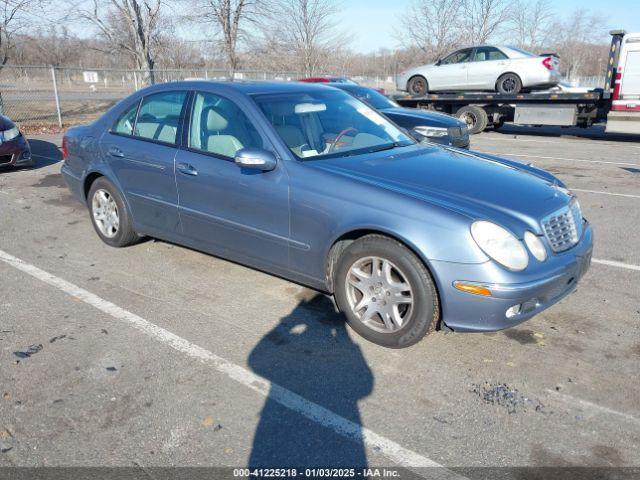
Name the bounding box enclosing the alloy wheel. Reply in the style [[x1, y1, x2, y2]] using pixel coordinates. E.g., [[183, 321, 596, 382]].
[[345, 256, 414, 333], [92, 189, 119, 238]]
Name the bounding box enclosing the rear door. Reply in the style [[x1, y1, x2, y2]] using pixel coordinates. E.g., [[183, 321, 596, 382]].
[[466, 47, 509, 89], [100, 90, 188, 236], [429, 48, 472, 91], [620, 51, 640, 102]]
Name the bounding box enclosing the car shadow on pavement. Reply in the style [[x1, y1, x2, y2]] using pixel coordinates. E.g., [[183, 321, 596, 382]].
[[29, 139, 63, 168], [248, 292, 373, 469]]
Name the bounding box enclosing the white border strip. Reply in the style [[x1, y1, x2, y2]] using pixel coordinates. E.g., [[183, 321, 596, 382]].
[[0, 248, 456, 475], [480, 152, 640, 167], [546, 389, 640, 425], [572, 188, 640, 199], [592, 258, 640, 272]]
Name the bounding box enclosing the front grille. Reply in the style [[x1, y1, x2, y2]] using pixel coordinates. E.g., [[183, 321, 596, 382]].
[[542, 199, 583, 253]]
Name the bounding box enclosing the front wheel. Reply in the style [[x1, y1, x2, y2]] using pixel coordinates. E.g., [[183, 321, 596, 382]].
[[333, 235, 439, 348], [407, 76, 428, 96]]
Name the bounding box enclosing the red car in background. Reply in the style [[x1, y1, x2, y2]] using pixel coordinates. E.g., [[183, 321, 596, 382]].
[[299, 76, 385, 94], [0, 115, 33, 168]]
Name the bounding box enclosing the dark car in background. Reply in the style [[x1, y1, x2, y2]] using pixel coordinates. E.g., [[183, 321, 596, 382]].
[[0, 115, 32, 168], [331, 84, 470, 149]]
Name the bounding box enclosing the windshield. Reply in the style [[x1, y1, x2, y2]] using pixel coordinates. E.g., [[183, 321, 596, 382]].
[[253, 90, 415, 160], [347, 87, 398, 110]]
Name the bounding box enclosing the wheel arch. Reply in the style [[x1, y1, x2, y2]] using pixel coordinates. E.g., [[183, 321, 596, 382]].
[[324, 227, 444, 327], [407, 74, 428, 92], [495, 71, 522, 90], [82, 170, 135, 222]]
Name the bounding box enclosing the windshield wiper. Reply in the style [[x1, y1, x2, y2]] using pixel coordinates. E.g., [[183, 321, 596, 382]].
[[368, 142, 402, 153]]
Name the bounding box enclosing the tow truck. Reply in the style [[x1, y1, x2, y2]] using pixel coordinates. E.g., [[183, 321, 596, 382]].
[[393, 30, 640, 135]]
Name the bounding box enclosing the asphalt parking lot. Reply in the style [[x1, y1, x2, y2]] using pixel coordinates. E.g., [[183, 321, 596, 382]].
[[1, 127, 639, 476]]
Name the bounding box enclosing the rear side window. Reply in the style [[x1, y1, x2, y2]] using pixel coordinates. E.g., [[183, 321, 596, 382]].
[[112, 101, 140, 136], [134, 91, 187, 144], [473, 47, 508, 62]]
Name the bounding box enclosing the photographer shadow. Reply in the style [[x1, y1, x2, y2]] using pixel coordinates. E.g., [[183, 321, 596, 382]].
[[248, 292, 373, 468]]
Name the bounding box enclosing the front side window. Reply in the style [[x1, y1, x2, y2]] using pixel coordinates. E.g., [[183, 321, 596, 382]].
[[112, 100, 140, 136], [189, 92, 264, 158], [441, 49, 473, 65], [254, 90, 414, 160], [473, 47, 508, 62], [133, 91, 187, 144]]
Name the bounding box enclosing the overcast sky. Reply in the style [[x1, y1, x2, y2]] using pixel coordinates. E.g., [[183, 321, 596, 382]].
[[340, 0, 639, 53]]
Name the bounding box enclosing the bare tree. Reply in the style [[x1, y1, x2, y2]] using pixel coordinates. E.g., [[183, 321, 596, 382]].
[[189, 0, 261, 77], [464, 0, 512, 44], [397, 0, 464, 61], [508, 0, 553, 49], [0, 0, 40, 68], [262, 0, 348, 77], [547, 9, 607, 80], [75, 0, 166, 84]]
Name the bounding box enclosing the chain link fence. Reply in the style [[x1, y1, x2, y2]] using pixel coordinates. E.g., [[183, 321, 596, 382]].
[[0, 64, 600, 129], [0, 65, 395, 129]]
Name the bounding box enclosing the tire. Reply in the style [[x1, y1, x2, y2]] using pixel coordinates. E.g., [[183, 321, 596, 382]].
[[456, 105, 488, 134], [407, 76, 428, 96], [496, 73, 522, 95], [333, 235, 439, 348], [87, 177, 139, 248]]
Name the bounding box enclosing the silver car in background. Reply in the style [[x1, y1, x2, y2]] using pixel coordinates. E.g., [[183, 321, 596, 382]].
[[397, 46, 561, 95]]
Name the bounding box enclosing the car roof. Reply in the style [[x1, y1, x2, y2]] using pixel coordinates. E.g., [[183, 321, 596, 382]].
[[139, 80, 335, 96]]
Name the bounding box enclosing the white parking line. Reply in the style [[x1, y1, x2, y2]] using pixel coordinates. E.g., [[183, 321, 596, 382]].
[[480, 152, 640, 167], [592, 259, 640, 272], [0, 248, 457, 476], [572, 188, 640, 199], [476, 135, 640, 150], [0, 190, 8, 195], [546, 389, 640, 425]]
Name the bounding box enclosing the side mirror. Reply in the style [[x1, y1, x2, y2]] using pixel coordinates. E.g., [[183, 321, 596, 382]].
[[435, 59, 442, 66], [234, 148, 277, 171]]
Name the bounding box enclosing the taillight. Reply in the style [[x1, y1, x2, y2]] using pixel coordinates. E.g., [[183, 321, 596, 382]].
[[62, 136, 68, 161], [542, 57, 552, 70], [612, 71, 622, 100]]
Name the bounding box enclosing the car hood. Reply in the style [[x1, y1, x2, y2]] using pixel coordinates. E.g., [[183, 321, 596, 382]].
[[381, 107, 462, 128], [309, 145, 571, 234]]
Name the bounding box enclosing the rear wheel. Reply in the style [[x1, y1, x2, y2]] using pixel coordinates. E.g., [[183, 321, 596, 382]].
[[88, 177, 139, 248], [333, 235, 439, 348], [407, 76, 428, 96], [456, 105, 488, 134], [496, 73, 522, 94]]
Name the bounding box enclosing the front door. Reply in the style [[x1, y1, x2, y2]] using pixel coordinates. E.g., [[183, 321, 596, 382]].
[[100, 91, 188, 235], [175, 90, 290, 270], [430, 48, 472, 91]]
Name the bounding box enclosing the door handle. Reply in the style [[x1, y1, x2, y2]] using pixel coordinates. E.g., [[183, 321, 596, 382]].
[[177, 162, 198, 176], [108, 147, 124, 158]]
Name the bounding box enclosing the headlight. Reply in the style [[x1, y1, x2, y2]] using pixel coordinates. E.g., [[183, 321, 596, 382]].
[[413, 126, 448, 138], [471, 221, 529, 271], [2, 126, 20, 141], [524, 231, 547, 262]]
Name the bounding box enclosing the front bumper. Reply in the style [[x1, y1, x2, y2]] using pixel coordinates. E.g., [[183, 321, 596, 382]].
[[0, 135, 32, 167], [431, 222, 593, 332]]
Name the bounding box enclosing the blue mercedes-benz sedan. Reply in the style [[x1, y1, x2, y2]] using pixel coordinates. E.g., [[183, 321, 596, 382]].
[[61, 81, 592, 348]]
